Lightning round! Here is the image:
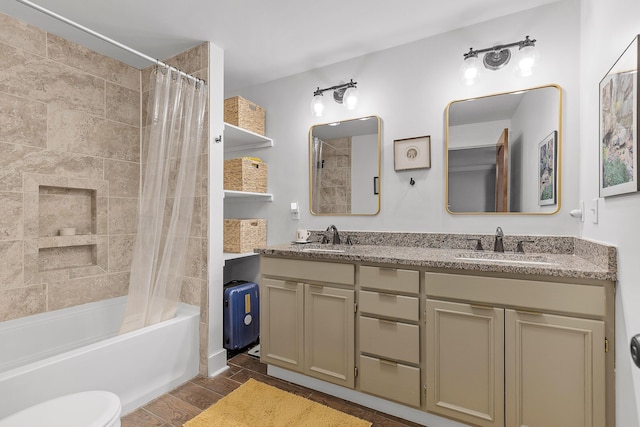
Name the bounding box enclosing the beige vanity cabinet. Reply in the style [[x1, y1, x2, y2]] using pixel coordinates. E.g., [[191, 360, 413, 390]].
[[260, 257, 356, 388], [426, 299, 505, 427], [505, 309, 605, 427], [357, 266, 422, 407], [425, 272, 611, 427]]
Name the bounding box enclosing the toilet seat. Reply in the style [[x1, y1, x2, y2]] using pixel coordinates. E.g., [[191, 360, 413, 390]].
[[0, 391, 121, 427]]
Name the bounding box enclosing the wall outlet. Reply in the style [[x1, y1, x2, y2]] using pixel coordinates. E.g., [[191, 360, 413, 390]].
[[290, 202, 300, 220]]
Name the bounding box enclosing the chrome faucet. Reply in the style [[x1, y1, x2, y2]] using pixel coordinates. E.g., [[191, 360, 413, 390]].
[[324, 225, 341, 244], [493, 227, 504, 252]]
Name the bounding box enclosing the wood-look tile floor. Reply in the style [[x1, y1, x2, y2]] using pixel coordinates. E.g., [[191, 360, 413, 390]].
[[121, 351, 424, 427]]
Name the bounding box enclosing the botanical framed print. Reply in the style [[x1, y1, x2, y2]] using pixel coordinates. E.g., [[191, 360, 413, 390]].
[[394, 136, 431, 171], [599, 34, 639, 197], [538, 131, 557, 206]]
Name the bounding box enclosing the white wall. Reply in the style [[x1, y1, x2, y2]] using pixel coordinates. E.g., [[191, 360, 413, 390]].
[[228, 0, 581, 246], [579, 0, 640, 425]]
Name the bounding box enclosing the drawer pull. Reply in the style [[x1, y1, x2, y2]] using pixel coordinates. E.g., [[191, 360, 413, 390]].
[[470, 304, 493, 311], [378, 319, 397, 326], [516, 309, 543, 316], [379, 359, 398, 367], [378, 267, 397, 272]]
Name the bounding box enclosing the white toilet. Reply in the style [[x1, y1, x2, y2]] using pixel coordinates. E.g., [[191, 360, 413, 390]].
[[0, 391, 121, 427]]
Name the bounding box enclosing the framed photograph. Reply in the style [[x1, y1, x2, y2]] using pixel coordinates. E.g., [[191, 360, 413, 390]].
[[599, 34, 639, 197], [394, 136, 431, 171], [538, 131, 557, 206]]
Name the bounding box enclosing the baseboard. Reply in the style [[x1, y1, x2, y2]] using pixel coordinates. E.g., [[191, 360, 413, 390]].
[[207, 348, 228, 377]]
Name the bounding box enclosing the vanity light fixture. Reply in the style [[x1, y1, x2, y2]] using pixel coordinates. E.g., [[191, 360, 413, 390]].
[[310, 79, 358, 117], [461, 35, 538, 85]]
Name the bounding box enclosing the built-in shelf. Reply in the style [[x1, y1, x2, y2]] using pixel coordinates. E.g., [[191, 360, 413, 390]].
[[224, 252, 259, 262], [224, 123, 273, 153], [224, 190, 273, 201], [39, 234, 98, 249]]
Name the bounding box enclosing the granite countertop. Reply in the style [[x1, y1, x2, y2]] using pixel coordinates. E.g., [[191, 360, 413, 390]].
[[255, 238, 617, 282]]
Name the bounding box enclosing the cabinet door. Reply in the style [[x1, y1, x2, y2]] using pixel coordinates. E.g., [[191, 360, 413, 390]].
[[304, 284, 355, 388], [426, 299, 504, 427], [260, 278, 304, 372], [505, 310, 605, 427]]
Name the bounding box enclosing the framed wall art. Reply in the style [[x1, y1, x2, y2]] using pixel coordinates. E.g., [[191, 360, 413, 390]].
[[394, 135, 431, 171], [599, 34, 639, 197], [538, 131, 557, 206]]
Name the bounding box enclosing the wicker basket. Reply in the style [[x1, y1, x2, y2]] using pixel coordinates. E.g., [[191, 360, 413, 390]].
[[224, 96, 265, 135], [224, 219, 267, 253], [224, 157, 268, 193]]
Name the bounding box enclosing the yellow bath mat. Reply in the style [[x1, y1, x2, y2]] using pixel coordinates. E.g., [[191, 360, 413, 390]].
[[183, 378, 372, 427]]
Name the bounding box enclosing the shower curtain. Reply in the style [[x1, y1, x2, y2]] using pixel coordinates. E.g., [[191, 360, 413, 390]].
[[311, 136, 324, 213], [120, 65, 207, 334]]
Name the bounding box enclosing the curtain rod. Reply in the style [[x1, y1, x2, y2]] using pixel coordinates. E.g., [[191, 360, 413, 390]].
[[15, 0, 205, 83]]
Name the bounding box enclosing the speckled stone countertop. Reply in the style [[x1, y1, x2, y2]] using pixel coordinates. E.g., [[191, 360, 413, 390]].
[[255, 232, 617, 282]]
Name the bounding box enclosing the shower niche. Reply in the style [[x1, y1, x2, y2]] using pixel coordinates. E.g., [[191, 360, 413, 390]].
[[24, 174, 108, 274]]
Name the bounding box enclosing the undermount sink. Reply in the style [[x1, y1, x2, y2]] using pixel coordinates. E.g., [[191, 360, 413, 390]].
[[454, 252, 557, 266], [302, 248, 346, 253]]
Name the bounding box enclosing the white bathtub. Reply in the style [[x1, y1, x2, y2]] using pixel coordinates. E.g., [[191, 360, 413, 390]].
[[0, 296, 200, 419]]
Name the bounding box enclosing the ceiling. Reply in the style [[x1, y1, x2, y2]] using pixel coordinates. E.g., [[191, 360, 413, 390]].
[[0, 0, 558, 92]]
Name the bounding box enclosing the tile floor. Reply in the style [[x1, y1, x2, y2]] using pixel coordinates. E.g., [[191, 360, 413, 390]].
[[121, 351, 423, 427]]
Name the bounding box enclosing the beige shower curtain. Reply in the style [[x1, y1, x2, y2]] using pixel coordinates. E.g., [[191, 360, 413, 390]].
[[120, 65, 207, 334]]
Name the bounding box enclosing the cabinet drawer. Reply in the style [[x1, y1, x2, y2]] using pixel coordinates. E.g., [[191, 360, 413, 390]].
[[359, 290, 419, 321], [359, 316, 419, 364], [261, 257, 354, 285], [359, 355, 421, 407], [425, 272, 606, 318], [360, 266, 419, 294]]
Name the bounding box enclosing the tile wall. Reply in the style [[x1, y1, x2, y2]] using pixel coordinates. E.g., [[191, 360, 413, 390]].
[[0, 11, 211, 373], [317, 137, 352, 214]]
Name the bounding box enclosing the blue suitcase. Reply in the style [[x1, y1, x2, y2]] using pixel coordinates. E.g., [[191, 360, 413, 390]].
[[223, 281, 260, 350]]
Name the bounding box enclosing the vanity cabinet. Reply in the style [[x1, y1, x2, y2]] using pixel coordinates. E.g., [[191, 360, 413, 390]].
[[358, 266, 422, 407], [425, 272, 609, 427], [426, 299, 504, 427], [260, 257, 356, 388]]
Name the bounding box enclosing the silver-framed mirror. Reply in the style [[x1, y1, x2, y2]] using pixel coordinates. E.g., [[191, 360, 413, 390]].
[[309, 115, 381, 215], [446, 84, 562, 214]]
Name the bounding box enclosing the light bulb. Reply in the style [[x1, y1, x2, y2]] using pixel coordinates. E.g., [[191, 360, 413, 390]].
[[514, 44, 539, 77], [343, 86, 358, 110], [310, 93, 324, 117], [460, 55, 480, 85]]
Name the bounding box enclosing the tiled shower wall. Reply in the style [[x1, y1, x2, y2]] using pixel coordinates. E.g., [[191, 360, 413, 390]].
[[317, 137, 352, 214], [0, 10, 210, 374], [0, 12, 141, 321]]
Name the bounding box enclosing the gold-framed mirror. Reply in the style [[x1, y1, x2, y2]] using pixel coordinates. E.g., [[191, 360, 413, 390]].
[[446, 84, 562, 214], [309, 115, 381, 215]]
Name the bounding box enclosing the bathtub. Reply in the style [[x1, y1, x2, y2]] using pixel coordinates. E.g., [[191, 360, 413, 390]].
[[0, 296, 200, 419]]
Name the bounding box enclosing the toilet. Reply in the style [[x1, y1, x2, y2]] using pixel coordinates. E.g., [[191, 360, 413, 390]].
[[0, 391, 121, 427]]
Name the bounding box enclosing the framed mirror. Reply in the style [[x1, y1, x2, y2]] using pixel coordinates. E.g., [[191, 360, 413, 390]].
[[309, 115, 381, 215], [446, 84, 562, 214]]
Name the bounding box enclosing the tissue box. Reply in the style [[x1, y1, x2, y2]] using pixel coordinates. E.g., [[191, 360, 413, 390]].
[[224, 219, 267, 253]]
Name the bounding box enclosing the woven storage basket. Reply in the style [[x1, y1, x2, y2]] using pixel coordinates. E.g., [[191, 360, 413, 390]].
[[224, 219, 267, 253], [224, 96, 265, 135], [224, 157, 268, 193]]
